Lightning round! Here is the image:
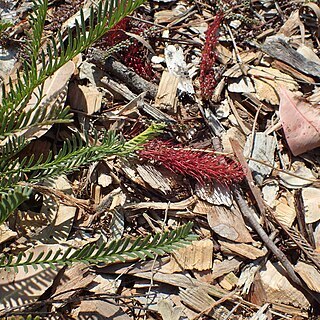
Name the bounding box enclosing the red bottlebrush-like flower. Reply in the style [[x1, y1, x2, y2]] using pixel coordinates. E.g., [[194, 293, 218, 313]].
[[199, 13, 223, 100], [138, 140, 244, 185], [97, 17, 154, 80]]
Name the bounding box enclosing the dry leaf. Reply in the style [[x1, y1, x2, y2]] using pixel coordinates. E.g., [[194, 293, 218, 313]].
[[248, 66, 298, 105], [0, 244, 64, 309], [201, 202, 253, 243], [157, 299, 183, 320], [32, 176, 76, 243], [279, 161, 314, 188], [52, 263, 95, 307], [279, 87, 320, 155], [74, 300, 131, 319], [0, 224, 17, 245], [1, 61, 75, 148], [69, 83, 102, 115]]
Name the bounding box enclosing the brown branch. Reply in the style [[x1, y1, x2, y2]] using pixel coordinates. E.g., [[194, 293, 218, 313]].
[[90, 48, 158, 99], [233, 188, 320, 305]]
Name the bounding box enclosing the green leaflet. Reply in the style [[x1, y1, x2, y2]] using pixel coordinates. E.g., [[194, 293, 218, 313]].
[[0, 0, 151, 222], [0, 223, 197, 272]]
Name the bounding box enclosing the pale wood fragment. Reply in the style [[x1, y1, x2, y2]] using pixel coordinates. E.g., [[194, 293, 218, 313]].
[[161, 239, 213, 273], [295, 261, 320, 293], [219, 240, 266, 260], [260, 261, 310, 309], [155, 70, 179, 112]]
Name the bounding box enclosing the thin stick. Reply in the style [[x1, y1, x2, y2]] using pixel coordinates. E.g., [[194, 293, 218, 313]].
[[233, 188, 320, 304]]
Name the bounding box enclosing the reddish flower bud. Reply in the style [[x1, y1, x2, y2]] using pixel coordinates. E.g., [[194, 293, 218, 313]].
[[200, 13, 223, 100], [98, 18, 154, 80], [138, 139, 244, 185]]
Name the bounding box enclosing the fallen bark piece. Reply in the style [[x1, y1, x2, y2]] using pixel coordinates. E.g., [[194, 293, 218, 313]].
[[164, 45, 194, 95], [211, 259, 242, 280], [274, 201, 296, 228], [219, 240, 266, 260], [244, 132, 276, 186], [179, 287, 237, 319], [155, 70, 179, 111], [161, 239, 213, 273], [260, 261, 310, 309], [295, 261, 320, 293], [195, 181, 232, 206], [261, 37, 320, 77], [90, 49, 158, 98]]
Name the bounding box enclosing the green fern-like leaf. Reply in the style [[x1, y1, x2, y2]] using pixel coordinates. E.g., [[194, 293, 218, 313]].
[[0, 20, 12, 36], [0, 103, 72, 139], [0, 123, 161, 193], [1, 0, 147, 112], [0, 0, 149, 223], [123, 123, 165, 153], [25, 0, 48, 60], [0, 186, 32, 224], [0, 123, 163, 222], [0, 222, 197, 272]]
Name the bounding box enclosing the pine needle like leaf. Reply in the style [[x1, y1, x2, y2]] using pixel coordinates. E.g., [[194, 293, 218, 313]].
[[0, 223, 197, 272]]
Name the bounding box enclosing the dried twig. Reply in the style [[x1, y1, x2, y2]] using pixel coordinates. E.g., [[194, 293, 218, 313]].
[[233, 188, 320, 305]]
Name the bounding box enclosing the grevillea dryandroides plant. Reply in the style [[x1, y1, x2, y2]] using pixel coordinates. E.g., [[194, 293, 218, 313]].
[[0, 0, 196, 274], [0, 0, 159, 222]]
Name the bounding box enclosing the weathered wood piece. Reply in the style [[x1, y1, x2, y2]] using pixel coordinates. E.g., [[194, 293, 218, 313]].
[[261, 37, 320, 77], [90, 48, 158, 98], [155, 70, 178, 112]]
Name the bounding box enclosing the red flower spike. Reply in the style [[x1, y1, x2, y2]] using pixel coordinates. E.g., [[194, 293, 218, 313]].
[[98, 17, 154, 80], [139, 140, 244, 185], [200, 12, 223, 100]]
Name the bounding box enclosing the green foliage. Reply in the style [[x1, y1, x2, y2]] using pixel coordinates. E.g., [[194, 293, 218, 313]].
[[0, 186, 32, 225], [2, 0, 146, 112], [0, 222, 197, 272], [0, 20, 12, 36], [0, 0, 152, 222], [0, 1, 196, 315], [123, 122, 166, 153]]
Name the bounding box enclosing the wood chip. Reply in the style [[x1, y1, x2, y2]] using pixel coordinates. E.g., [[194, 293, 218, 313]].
[[219, 240, 266, 260], [161, 239, 213, 273]]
